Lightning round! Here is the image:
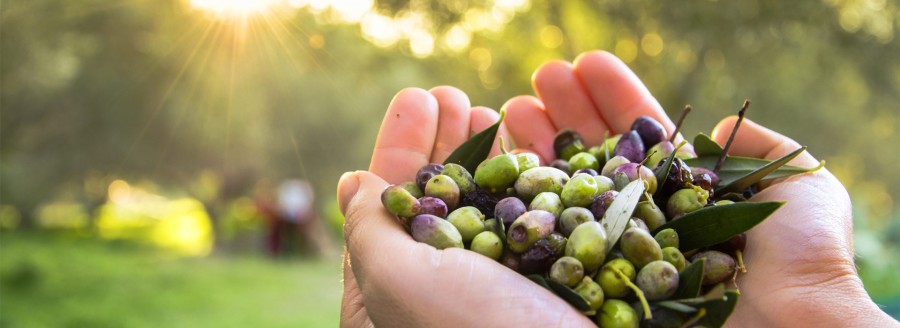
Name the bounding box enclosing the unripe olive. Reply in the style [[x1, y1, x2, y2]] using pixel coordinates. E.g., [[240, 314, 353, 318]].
[[410, 214, 463, 249], [401, 181, 424, 198], [601, 156, 631, 178], [381, 185, 421, 218], [528, 192, 564, 219], [620, 227, 663, 269], [517, 153, 541, 174], [474, 154, 520, 193], [645, 141, 674, 170], [440, 163, 476, 195], [564, 221, 608, 272], [636, 260, 679, 301], [470, 231, 503, 260], [558, 207, 595, 237], [513, 167, 569, 201], [613, 131, 646, 163], [662, 247, 687, 272], [549, 256, 585, 287], [634, 201, 666, 231], [598, 258, 636, 298], [666, 185, 709, 219], [561, 173, 600, 208], [594, 175, 615, 194], [446, 206, 485, 243], [653, 228, 679, 249], [554, 129, 586, 161], [507, 210, 556, 253], [425, 174, 461, 209], [569, 152, 600, 172], [574, 276, 605, 312], [598, 299, 639, 328]]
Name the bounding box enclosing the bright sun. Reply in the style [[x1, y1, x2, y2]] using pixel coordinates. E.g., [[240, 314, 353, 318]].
[[190, 0, 279, 18]]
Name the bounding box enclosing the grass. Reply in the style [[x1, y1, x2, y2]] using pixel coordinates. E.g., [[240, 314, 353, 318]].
[[0, 232, 342, 327]]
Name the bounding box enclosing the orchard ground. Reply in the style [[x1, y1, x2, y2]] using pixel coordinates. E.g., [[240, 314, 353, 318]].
[[0, 232, 341, 327]]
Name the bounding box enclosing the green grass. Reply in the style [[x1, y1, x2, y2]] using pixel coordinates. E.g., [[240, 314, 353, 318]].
[[0, 232, 342, 328]]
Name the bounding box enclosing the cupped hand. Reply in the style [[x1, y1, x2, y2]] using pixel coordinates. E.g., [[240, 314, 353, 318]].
[[502, 50, 895, 327], [337, 86, 595, 327]]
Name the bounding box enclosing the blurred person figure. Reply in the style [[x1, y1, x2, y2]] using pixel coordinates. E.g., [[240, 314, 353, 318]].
[[255, 178, 335, 257]]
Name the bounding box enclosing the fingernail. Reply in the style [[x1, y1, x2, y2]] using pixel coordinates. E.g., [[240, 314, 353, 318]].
[[337, 171, 361, 215]]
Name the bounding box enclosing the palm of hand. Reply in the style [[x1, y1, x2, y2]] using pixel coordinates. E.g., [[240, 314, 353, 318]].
[[338, 51, 881, 327]]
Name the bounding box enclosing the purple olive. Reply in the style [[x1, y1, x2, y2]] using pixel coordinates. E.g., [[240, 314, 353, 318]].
[[574, 168, 599, 176], [590, 190, 618, 219], [416, 163, 444, 191], [418, 196, 449, 218], [613, 131, 645, 163], [630, 116, 667, 147], [495, 197, 527, 228]]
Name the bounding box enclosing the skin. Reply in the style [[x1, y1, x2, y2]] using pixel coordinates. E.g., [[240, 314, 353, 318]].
[[337, 53, 898, 327]]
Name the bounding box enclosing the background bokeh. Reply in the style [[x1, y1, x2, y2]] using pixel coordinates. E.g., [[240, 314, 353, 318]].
[[2, 0, 899, 326]]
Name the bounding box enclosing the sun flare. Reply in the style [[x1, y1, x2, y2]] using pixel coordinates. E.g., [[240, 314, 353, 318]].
[[190, 0, 279, 18]]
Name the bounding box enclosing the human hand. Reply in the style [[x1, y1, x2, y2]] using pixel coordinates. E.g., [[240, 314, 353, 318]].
[[503, 50, 896, 327], [337, 87, 595, 327]]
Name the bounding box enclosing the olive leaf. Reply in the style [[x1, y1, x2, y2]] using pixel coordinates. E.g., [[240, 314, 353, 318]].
[[693, 133, 723, 157], [658, 283, 727, 313], [717, 146, 809, 194], [444, 109, 506, 174], [527, 274, 552, 292], [672, 258, 706, 299], [653, 140, 688, 191], [684, 148, 824, 193], [546, 279, 592, 312], [656, 301, 697, 313], [601, 179, 645, 253], [654, 202, 784, 251], [696, 290, 740, 328]]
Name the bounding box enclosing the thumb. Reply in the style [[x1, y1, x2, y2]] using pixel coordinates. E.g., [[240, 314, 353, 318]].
[[338, 171, 363, 216]]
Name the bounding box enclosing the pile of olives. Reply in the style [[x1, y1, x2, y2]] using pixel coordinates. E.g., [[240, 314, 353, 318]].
[[381, 115, 749, 327]]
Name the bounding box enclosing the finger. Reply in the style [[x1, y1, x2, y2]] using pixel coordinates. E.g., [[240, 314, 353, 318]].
[[469, 106, 510, 157], [503, 95, 557, 163], [532, 60, 610, 145], [710, 116, 819, 167], [370, 88, 440, 184], [429, 86, 473, 163], [573, 51, 676, 136], [338, 171, 594, 327], [341, 251, 374, 328]]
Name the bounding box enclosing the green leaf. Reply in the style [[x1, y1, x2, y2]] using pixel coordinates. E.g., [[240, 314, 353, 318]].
[[443, 109, 506, 174], [717, 146, 808, 193], [546, 279, 592, 312], [684, 151, 824, 193], [672, 258, 705, 299], [601, 179, 645, 253], [656, 301, 697, 313], [697, 290, 740, 328], [693, 133, 723, 157], [654, 202, 784, 251], [653, 140, 688, 192], [527, 274, 552, 292]]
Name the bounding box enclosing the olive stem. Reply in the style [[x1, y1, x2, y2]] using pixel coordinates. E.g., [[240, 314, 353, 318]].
[[669, 104, 692, 143], [611, 266, 652, 320], [714, 100, 750, 174], [499, 136, 509, 155], [736, 250, 747, 273], [679, 308, 706, 328]]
